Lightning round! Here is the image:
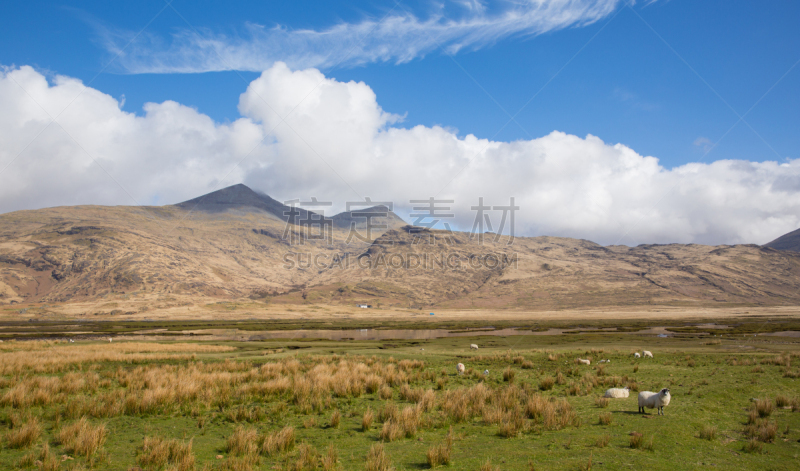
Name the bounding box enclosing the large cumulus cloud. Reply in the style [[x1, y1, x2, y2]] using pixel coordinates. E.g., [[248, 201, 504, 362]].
[[1, 63, 798, 246]]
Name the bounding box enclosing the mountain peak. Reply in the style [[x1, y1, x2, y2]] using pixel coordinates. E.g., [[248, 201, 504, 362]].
[[175, 184, 285, 214]]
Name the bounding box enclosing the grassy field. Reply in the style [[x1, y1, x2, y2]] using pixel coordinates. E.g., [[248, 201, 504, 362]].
[[1, 330, 799, 470]]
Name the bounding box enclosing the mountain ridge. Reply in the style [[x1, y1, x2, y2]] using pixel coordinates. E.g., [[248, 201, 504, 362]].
[[1, 186, 800, 311]]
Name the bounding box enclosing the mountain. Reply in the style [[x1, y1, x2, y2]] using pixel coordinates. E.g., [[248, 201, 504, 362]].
[[175, 183, 289, 216], [1, 185, 800, 311], [764, 227, 800, 252], [176, 184, 406, 230]]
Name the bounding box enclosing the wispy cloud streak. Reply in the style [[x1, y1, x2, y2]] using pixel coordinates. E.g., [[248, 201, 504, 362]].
[[100, 0, 630, 73]]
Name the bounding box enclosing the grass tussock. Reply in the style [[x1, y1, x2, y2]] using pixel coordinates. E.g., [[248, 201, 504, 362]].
[[426, 426, 454, 468], [225, 425, 259, 456], [288, 442, 320, 471], [137, 436, 195, 471], [598, 413, 612, 426], [321, 443, 338, 471], [362, 408, 374, 432], [595, 434, 610, 448], [261, 426, 295, 456], [525, 395, 578, 431], [5, 415, 42, 449], [538, 376, 555, 391], [55, 417, 106, 459], [329, 409, 341, 428], [743, 438, 763, 454], [594, 397, 609, 408], [744, 419, 778, 443], [775, 395, 790, 408], [479, 459, 500, 471], [364, 443, 392, 471], [503, 367, 516, 383], [754, 398, 774, 418], [698, 425, 717, 441], [629, 432, 654, 451]]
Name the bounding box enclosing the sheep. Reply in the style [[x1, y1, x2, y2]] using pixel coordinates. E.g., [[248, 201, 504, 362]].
[[577, 358, 591, 365], [599, 359, 611, 363], [470, 344, 479, 350], [108, 338, 113, 343], [604, 387, 630, 398], [633, 352, 641, 358], [638, 388, 671, 415], [643, 350, 653, 358], [483, 369, 489, 375], [456, 363, 465, 375]]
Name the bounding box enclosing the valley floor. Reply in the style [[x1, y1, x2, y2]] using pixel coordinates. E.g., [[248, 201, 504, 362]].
[[1, 322, 799, 470]]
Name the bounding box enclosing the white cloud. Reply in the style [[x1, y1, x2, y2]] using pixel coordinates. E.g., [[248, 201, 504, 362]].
[[101, 0, 629, 74], [1, 64, 799, 246]]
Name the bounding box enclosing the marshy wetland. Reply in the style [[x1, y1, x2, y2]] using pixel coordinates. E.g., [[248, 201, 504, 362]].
[[1, 319, 799, 470]]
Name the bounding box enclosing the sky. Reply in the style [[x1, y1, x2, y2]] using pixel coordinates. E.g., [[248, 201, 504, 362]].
[[0, 0, 799, 246]]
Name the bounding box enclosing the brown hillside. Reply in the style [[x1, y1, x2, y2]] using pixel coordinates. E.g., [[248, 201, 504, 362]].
[[1, 187, 800, 311]]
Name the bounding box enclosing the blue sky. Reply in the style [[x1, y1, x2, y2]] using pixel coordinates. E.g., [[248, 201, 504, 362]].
[[1, 0, 799, 245], [3, 0, 797, 167]]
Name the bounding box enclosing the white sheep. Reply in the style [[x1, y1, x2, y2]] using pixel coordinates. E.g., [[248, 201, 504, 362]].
[[108, 338, 113, 343], [577, 358, 591, 365], [633, 352, 641, 358], [599, 359, 611, 363], [456, 363, 465, 375], [643, 350, 653, 358], [604, 387, 630, 398], [470, 344, 479, 350], [483, 370, 489, 375], [638, 388, 671, 415]]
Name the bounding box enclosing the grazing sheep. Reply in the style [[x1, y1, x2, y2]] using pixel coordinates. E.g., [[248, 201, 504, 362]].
[[599, 359, 611, 363], [638, 388, 671, 415], [456, 363, 465, 375], [633, 352, 641, 358], [108, 338, 113, 343], [643, 350, 653, 358], [483, 370, 489, 375], [577, 358, 591, 365], [470, 344, 479, 350], [604, 387, 630, 398]]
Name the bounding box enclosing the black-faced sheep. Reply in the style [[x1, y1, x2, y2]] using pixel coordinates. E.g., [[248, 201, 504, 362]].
[[638, 388, 671, 415]]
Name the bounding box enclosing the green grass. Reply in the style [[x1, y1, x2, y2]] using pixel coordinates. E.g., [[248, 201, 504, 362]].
[[0, 331, 799, 470]]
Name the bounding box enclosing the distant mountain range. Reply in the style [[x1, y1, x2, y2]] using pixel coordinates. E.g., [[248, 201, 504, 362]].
[[1, 184, 799, 310]]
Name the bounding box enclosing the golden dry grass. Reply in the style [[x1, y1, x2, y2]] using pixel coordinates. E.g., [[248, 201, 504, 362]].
[[261, 426, 295, 456], [364, 443, 392, 471], [5, 415, 41, 449], [55, 417, 106, 459], [0, 341, 233, 374], [137, 436, 196, 471]]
